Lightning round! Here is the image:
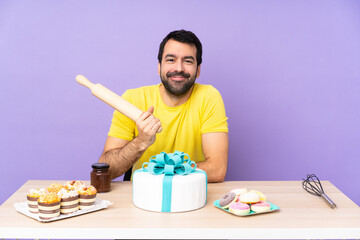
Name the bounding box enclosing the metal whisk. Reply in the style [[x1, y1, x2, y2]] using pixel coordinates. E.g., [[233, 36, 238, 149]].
[[302, 174, 337, 209]]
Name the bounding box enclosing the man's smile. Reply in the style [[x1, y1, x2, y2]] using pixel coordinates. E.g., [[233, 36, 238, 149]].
[[170, 75, 186, 82]]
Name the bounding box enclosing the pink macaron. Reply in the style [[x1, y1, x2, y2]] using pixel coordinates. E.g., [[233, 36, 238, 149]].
[[250, 201, 271, 213], [229, 202, 250, 215]]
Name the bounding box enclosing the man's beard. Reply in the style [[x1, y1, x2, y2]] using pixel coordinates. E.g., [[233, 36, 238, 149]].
[[160, 70, 197, 96]]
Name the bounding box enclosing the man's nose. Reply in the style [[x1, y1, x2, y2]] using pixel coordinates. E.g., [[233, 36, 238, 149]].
[[174, 61, 184, 72]]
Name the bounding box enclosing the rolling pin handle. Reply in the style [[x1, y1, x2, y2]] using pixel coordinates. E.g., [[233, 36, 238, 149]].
[[76, 74, 163, 133], [76, 74, 95, 90]]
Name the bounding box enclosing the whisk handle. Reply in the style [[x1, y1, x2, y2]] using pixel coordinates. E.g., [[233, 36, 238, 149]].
[[321, 194, 337, 209]]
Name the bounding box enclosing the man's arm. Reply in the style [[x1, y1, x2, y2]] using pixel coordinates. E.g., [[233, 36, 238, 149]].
[[99, 106, 161, 179], [196, 132, 229, 183]]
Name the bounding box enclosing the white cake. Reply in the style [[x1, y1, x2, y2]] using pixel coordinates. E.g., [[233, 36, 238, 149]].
[[133, 169, 207, 212]]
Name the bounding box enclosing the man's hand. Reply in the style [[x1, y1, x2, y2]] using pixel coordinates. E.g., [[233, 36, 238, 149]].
[[135, 106, 162, 150], [99, 106, 162, 179]]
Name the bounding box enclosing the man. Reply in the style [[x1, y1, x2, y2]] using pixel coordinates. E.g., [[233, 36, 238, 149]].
[[99, 30, 228, 183]]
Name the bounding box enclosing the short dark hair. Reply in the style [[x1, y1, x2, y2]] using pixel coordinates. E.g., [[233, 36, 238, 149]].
[[158, 30, 202, 66]]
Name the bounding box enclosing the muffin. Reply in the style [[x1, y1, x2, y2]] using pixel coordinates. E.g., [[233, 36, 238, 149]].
[[57, 188, 79, 214], [37, 193, 61, 220], [64, 180, 85, 191], [78, 186, 97, 210], [26, 188, 49, 214], [47, 183, 64, 193]]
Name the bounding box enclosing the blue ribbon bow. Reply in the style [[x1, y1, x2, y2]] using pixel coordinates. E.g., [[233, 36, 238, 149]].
[[142, 151, 197, 212], [142, 150, 196, 176]]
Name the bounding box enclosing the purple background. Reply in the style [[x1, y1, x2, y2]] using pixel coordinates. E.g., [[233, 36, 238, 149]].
[[0, 0, 359, 206]]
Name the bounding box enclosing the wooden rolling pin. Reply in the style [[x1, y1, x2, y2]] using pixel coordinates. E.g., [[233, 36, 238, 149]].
[[76, 75, 162, 133]]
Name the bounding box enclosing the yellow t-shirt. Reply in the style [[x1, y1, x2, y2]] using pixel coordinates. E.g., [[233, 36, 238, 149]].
[[108, 83, 228, 174]]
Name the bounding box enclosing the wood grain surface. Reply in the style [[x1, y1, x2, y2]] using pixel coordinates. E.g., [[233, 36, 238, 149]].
[[0, 180, 359, 239]]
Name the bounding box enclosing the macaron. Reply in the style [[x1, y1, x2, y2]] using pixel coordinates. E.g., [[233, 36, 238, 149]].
[[230, 188, 248, 196], [229, 202, 250, 215], [249, 190, 267, 201], [250, 201, 271, 213], [239, 192, 261, 204]]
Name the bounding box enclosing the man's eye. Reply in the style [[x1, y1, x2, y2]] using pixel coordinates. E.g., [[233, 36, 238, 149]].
[[166, 59, 174, 62], [185, 60, 194, 64]]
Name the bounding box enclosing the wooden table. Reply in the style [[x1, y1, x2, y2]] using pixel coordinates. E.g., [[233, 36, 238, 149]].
[[0, 180, 359, 239]]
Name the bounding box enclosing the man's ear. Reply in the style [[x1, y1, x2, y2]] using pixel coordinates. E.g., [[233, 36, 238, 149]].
[[196, 64, 201, 78], [158, 63, 161, 75]]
